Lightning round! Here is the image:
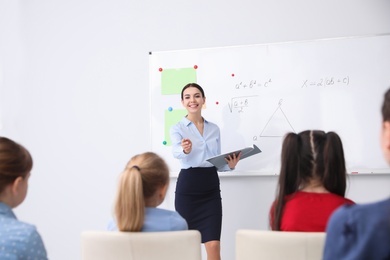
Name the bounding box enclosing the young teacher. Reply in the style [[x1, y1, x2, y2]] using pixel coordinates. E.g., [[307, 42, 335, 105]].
[[170, 83, 240, 260]]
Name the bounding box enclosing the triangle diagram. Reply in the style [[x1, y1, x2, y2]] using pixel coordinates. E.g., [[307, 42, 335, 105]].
[[260, 100, 295, 137]]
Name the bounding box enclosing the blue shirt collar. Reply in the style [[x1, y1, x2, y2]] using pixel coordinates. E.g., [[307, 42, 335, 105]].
[[0, 202, 16, 219], [182, 116, 209, 126]]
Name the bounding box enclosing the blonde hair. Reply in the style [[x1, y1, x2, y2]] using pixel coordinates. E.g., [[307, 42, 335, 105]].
[[114, 152, 169, 231]]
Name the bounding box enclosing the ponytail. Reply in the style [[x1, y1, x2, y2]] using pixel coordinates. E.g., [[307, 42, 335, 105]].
[[114, 152, 169, 232], [115, 166, 145, 231], [272, 130, 348, 230], [272, 132, 300, 230], [323, 132, 347, 196]]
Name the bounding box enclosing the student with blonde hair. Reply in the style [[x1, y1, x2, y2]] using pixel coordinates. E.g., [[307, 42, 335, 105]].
[[0, 136, 47, 259], [108, 152, 188, 232]]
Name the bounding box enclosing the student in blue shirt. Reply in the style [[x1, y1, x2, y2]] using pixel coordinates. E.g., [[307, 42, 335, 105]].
[[323, 88, 390, 260], [108, 152, 188, 232], [0, 136, 48, 260], [170, 83, 241, 260]]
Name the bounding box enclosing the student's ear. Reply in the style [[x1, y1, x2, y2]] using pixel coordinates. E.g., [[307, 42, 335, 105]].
[[383, 121, 390, 149], [381, 121, 390, 164], [159, 183, 168, 201], [11, 177, 24, 195]]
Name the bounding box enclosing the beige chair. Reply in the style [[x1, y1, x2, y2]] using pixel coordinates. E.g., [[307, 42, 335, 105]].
[[81, 230, 202, 260], [236, 229, 326, 260]]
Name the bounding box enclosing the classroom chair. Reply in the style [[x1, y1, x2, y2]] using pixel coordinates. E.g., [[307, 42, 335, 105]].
[[236, 229, 326, 260], [81, 230, 202, 260]]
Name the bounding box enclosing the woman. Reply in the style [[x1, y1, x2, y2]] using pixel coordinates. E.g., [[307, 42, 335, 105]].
[[170, 83, 240, 260], [0, 136, 48, 259], [270, 130, 354, 232]]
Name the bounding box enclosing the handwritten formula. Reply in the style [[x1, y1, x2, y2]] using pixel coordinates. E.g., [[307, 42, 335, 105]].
[[302, 76, 350, 88]]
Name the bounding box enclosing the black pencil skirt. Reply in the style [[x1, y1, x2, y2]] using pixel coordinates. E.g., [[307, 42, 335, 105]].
[[175, 167, 222, 243]]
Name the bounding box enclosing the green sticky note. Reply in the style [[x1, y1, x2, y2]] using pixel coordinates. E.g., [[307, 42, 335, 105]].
[[161, 68, 197, 95], [164, 109, 187, 146]]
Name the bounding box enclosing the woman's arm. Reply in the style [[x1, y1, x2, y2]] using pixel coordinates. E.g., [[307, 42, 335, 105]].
[[170, 124, 187, 159]]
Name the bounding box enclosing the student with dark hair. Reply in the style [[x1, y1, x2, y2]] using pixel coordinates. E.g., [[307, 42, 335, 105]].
[[170, 83, 241, 260], [324, 89, 390, 260], [107, 152, 188, 232], [0, 137, 47, 259], [270, 130, 354, 232]]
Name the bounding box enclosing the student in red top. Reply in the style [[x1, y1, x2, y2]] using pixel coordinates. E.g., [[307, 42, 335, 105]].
[[269, 130, 354, 232]]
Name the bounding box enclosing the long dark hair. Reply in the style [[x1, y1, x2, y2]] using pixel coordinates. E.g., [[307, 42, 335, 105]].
[[272, 130, 347, 230]]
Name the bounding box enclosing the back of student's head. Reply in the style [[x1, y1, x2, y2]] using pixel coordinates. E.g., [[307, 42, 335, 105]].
[[273, 130, 347, 230], [382, 88, 390, 122], [114, 152, 169, 232], [0, 137, 32, 194], [280, 130, 347, 196]]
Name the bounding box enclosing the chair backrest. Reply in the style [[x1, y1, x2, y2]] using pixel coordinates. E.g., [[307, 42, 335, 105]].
[[81, 230, 202, 260], [236, 229, 326, 260]]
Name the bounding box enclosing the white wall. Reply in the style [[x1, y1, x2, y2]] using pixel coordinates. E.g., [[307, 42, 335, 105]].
[[1, 1, 390, 259]]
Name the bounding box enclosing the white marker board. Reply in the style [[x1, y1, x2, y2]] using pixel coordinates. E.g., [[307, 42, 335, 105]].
[[150, 34, 390, 176]]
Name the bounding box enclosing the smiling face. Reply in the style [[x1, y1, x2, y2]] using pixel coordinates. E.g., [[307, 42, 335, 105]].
[[181, 86, 205, 114]]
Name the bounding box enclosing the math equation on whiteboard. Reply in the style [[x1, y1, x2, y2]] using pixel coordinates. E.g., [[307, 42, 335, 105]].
[[301, 76, 350, 88]]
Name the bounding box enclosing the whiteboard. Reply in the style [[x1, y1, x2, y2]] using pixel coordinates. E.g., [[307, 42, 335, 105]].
[[150, 34, 390, 176]]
